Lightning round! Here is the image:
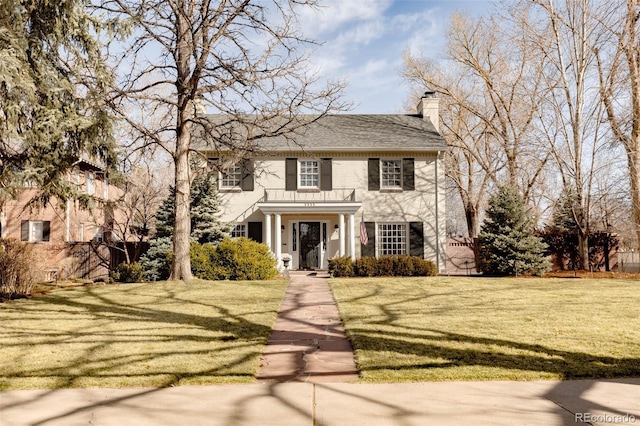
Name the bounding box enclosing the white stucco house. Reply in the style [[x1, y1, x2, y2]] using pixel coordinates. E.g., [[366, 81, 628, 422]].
[[196, 93, 448, 272]]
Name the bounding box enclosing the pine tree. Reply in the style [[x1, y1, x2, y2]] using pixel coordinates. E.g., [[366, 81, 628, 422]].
[[0, 0, 116, 205], [154, 187, 175, 239], [478, 186, 550, 276], [141, 173, 228, 280], [190, 174, 230, 244], [152, 174, 229, 243], [549, 190, 581, 231]]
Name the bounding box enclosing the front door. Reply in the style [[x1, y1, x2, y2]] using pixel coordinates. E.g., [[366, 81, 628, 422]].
[[299, 222, 321, 269]]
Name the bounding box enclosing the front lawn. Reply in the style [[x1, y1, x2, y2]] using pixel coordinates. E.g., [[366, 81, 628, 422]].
[[330, 276, 640, 382], [0, 279, 287, 390]]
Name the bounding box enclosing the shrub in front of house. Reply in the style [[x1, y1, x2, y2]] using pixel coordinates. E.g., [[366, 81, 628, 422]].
[[328, 255, 354, 277], [409, 256, 438, 276], [111, 262, 144, 283], [353, 256, 377, 276], [0, 238, 38, 299], [330, 255, 437, 277], [191, 237, 277, 281]]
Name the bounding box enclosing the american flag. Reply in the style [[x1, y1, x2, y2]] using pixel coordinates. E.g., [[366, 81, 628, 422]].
[[360, 212, 368, 246]]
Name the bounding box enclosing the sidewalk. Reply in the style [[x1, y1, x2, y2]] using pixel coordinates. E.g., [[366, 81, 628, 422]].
[[2, 379, 639, 425]]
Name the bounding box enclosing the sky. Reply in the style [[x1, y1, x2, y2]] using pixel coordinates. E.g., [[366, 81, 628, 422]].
[[297, 0, 496, 114]]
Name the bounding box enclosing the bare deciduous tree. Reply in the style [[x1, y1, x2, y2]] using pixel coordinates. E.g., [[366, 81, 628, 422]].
[[111, 160, 168, 263], [404, 9, 549, 237], [530, 0, 616, 268], [595, 0, 640, 249], [98, 0, 347, 280]]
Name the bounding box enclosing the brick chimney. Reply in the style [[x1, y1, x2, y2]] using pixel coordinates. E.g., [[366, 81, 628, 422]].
[[417, 91, 439, 132]]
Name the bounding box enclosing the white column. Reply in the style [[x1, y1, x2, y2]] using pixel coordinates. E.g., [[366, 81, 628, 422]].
[[275, 213, 282, 269], [265, 213, 272, 252], [338, 213, 345, 256], [348, 213, 356, 260]]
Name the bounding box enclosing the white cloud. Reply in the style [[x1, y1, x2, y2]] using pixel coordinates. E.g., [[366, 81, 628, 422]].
[[296, 0, 393, 37], [299, 1, 492, 113]]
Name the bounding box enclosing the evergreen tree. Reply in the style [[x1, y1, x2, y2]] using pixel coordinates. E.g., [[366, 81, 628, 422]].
[[191, 174, 230, 244], [0, 0, 116, 205], [140, 173, 228, 280], [478, 186, 550, 276], [152, 173, 229, 243], [154, 187, 175, 239], [549, 190, 581, 231]]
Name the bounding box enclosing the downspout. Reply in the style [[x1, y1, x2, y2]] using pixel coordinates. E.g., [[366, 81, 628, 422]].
[[65, 200, 71, 242]]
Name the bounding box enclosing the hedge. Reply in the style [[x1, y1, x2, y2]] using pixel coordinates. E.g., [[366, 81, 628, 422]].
[[329, 255, 437, 277]]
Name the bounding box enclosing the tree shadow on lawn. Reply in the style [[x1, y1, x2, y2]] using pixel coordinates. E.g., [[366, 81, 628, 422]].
[[1, 285, 278, 389], [351, 327, 640, 380]]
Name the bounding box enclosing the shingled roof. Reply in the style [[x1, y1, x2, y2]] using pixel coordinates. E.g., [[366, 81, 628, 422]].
[[194, 113, 447, 154]]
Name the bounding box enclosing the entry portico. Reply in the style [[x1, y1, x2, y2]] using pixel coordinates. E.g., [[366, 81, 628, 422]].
[[258, 200, 361, 270]]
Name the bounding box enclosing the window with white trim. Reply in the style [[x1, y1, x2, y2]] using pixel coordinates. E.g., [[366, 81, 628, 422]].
[[299, 160, 319, 188], [381, 159, 402, 189], [21, 220, 50, 242], [94, 226, 104, 242], [221, 163, 242, 188], [231, 224, 246, 238], [86, 172, 95, 195], [378, 223, 407, 256], [103, 178, 109, 199]]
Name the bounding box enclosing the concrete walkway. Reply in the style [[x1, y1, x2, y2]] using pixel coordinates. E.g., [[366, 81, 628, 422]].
[[2, 379, 639, 425], [256, 271, 358, 383]]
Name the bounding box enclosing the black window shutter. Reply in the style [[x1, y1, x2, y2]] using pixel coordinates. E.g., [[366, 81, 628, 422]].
[[241, 159, 254, 191], [368, 158, 380, 191], [403, 158, 415, 191], [361, 222, 376, 257], [21, 220, 29, 241], [409, 221, 424, 258], [43, 221, 51, 242], [247, 222, 263, 243], [285, 158, 297, 191], [320, 158, 332, 190]]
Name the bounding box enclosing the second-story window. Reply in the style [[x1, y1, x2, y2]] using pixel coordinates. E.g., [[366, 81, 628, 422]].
[[299, 160, 319, 188], [86, 172, 95, 195], [221, 163, 242, 189], [368, 158, 414, 191], [381, 160, 402, 189]]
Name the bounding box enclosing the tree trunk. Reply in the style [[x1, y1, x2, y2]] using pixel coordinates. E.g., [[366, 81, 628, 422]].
[[577, 229, 589, 270], [464, 203, 479, 238], [169, 126, 193, 282], [627, 147, 640, 248], [169, 3, 194, 282]]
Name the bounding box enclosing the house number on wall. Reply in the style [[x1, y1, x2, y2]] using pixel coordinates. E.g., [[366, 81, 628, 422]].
[[304, 202, 316, 207]]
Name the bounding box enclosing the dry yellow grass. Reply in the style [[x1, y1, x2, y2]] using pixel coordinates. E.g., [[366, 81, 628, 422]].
[[330, 276, 640, 382], [0, 279, 287, 390]]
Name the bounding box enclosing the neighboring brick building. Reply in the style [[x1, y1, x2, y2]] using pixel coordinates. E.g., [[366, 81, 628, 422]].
[[0, 160, 124, 281]]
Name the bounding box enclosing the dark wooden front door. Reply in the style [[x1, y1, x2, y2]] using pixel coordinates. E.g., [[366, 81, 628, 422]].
[[299, 222, 320, 269]]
